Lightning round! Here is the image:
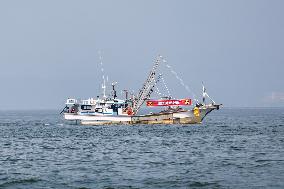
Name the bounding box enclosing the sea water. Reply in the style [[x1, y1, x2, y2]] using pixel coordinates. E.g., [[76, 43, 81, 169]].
[[0, 108, 283, 188]]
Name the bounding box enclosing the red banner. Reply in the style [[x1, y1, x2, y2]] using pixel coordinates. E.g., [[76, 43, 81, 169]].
[[146, 99, 192, 107]]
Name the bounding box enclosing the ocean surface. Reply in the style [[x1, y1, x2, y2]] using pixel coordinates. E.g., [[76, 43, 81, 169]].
[[0, 108, 283, 189]]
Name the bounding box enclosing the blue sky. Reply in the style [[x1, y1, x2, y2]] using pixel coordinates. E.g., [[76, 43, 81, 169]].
[[0, 0, 283, 109]]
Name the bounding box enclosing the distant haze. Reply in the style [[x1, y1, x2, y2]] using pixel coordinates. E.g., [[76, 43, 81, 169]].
[[0, 0, 283, 110]]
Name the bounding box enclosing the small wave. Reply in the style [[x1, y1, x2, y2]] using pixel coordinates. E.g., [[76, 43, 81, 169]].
[[0, 178, 40, 187], [188, 181, 221, 188], [230, 146, 243, 151], [255, 159, 284, 163]]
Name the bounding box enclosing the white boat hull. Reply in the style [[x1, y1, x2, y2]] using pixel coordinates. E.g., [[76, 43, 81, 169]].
[[64, 113, 131, 122], [63, 104, 220, 125]]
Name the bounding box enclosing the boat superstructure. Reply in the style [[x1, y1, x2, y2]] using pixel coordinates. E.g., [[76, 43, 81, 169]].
[[61, 55, 221, 125], [61, 83, 134, 124]]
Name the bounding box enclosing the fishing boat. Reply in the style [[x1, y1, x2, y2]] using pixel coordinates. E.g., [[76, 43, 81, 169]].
[[61, 55, 221, 125]]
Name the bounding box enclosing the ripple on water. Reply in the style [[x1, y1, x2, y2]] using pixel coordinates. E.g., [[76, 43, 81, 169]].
[[0, 109, 283, 188]]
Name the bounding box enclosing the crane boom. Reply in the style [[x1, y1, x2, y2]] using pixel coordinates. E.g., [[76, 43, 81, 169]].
[[132, 56, 162, 114]]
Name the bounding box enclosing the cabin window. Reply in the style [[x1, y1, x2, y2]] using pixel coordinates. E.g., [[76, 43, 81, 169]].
[[95, 108, 103, 113], [81, 105, 92, 110]]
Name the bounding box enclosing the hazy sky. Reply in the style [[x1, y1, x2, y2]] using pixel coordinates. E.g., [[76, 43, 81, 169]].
[[0, 0, 283, 110]]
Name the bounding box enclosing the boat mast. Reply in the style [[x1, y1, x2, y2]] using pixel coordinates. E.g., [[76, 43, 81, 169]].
[[202, 82, 216, 104], [111, 82, 118, 99], [132, 55, 162, 114]]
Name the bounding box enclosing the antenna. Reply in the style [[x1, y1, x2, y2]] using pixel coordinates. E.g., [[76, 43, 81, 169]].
[[123, 90, 129, 100]]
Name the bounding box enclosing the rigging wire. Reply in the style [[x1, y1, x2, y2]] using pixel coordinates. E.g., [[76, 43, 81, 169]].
[[160, 74, 171, 98], [154, 82, 163, 97], [98, 50, 106, 98], [161, 58, 199, 103]]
